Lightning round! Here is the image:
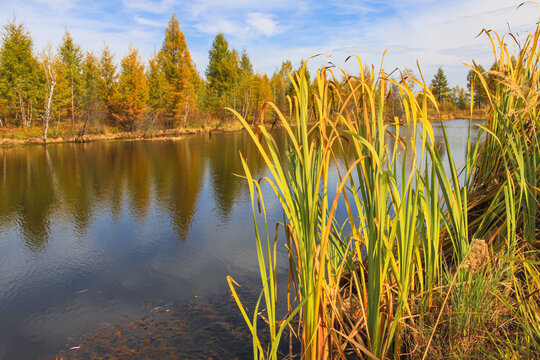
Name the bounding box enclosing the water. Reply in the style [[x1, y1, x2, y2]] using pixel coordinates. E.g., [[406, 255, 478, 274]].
[[0, 120, 482, 359]]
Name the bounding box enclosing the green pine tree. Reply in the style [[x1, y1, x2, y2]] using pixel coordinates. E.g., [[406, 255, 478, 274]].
[[98, 45, 118, 126], [467, 65, 488, 109], [430, 67, 451, 104], [0, 20, 43, 127], [147, 52, 166, 127], [205, 33, 238, 114], [57, 31, 82, 126], [79, 51, 101, 134], [237, 49, 253, 119], [450, 86, 468, 110]]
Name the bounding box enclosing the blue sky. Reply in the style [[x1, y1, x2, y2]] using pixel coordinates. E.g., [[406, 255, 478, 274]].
[[0, 0, 537, 86]]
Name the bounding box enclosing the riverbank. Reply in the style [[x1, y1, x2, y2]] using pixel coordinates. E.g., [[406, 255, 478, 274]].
[[0, 108, 486, 148], [0, 121, 245, 148]]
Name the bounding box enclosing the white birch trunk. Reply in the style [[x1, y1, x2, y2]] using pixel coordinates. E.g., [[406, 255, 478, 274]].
[[41, 45, 57, 142]]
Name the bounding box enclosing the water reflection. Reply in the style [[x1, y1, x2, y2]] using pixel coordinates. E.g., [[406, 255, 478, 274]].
[[0, 130, 280, 359], [208, 131, 281, 222], [0, 133, 271, 250], [0, 146, 55, 251]]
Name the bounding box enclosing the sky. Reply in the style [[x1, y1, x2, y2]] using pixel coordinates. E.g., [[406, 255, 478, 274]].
[[0, 0, 538, 86]]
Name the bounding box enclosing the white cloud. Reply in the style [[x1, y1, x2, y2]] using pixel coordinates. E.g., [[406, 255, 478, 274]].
[[133, 16, 166, 28], [188, 0, 295, 16], [246, 12, 280, 36], [194, 18, 244, 35], [33, 0, 76, 13], [283, 0, 539, 86]]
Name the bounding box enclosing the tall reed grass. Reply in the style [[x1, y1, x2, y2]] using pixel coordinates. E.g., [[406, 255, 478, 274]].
[[228, 24, 540, 359]]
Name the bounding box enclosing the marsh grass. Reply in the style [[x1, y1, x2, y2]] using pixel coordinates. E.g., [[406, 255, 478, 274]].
[[228, 24, 539, 359]]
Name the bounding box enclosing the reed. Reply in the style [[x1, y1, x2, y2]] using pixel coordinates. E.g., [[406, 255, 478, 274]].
[[228, 24, 540, 359]]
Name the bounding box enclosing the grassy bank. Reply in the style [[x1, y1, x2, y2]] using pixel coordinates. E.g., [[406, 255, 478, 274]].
[[228, 25, 539, 360]]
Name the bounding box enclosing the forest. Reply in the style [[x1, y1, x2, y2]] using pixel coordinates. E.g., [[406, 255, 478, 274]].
[[0, 14, 490, 141]]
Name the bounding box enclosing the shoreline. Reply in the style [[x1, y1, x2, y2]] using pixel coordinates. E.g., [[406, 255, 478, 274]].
[[0, 124, 245, 148], [0, 112, 486, 149]]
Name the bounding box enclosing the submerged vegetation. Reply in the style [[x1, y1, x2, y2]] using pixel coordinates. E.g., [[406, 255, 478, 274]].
[[228, 24, 540, 360]]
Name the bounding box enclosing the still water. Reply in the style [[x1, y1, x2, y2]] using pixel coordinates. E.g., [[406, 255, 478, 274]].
[[0, 120, 481, 359]]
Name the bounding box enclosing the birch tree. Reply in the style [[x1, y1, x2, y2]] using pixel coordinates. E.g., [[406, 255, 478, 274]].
[[40, 44, 57, 142]]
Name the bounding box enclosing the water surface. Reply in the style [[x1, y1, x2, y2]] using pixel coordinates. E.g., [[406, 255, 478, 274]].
[[0, 120, 482, 359]]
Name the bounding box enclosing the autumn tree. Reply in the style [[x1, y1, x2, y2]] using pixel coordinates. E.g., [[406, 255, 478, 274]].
[[158, 14, 199, 127], [402, 67, 415, 90], [251, 73, 272, 122], [430, 67, 450, 105], [98, 45, 118, 126], [270, 60, 292, 113], [0, 20, 43, 127], [57, 31, 82, 126], [114, 47, 148, 131]]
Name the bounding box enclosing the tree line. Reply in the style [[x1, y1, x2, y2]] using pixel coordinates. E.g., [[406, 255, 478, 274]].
[[0, 14, 294, 137], [0, 13, 494, 139], [429, 62, 507, 111]]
